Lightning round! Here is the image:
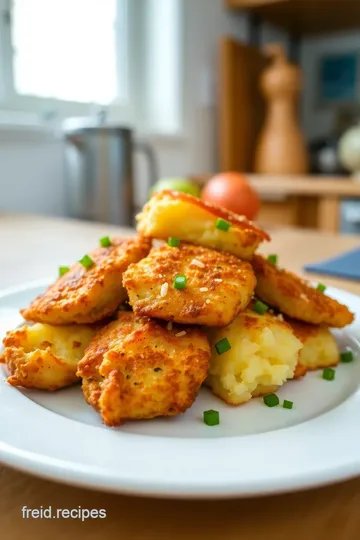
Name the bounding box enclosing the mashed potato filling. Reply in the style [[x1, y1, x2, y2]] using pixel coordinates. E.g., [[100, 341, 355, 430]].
[[206, 309, 302, 405]]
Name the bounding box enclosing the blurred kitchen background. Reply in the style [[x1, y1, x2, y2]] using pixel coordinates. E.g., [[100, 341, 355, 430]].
[[2, 0, 360, 234]]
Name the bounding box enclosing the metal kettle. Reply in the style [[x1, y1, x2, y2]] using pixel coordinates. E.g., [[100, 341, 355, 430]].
[[63, 121, 157, 226]]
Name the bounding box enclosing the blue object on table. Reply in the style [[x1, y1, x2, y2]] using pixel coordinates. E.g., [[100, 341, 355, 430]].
[[304, 247, 360, 281]]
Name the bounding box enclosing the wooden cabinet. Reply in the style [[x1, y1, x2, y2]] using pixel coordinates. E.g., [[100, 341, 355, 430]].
[[226, 0, 360, 35], [218, 37, 267, 171]]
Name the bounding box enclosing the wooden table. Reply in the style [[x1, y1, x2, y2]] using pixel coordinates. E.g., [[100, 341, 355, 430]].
[[1, 213, 360, 540]]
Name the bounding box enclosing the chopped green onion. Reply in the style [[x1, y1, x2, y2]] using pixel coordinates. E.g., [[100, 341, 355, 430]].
[[322, 367, 335, 381], [203, 409, 220, 426], [174, 274, 187, 289], [79, 254, 94, 269], [59, 266, 70, 277], [215, 337, 231, 355], [340, 350, 354, 363], [253, 299, 269, 315], [317, 283, 326, 293], [263, 393, 279, 407], [283, 400, 293, 409], [100, 236, 111, 247], [168, 237, 180, 247], [267, 254, 278, 265], [215, 218, 231, 232]]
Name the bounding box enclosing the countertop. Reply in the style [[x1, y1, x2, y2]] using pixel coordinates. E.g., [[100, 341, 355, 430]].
[[248, 175, 360, 198], [1, 213, 360, 540]]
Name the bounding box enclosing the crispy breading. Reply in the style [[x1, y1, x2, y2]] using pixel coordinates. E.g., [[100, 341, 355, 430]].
[[123, 243, 256, 326], [1, 323, 97, 391], [136, 190, 269, 260], [78, 312, 210, 426], [293, 362, 308, 378], [21, 236, 151, 325], [286, 318, 339, 370], [251, 385, 279, 397], [204, 307, 302, 405], [252, 255, 354, 328]]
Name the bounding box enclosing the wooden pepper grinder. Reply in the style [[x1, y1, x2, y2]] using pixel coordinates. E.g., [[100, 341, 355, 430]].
[[254, 44, 308, 175]]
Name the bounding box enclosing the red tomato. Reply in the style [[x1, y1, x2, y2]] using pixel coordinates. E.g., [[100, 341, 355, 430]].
[[201, 172, 260, 220]]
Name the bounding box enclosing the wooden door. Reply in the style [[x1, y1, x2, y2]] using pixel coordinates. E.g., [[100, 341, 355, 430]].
[[218, 37, 267, 171]]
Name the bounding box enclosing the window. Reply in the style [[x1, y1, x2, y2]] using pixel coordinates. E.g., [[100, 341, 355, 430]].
[[0, 0, 130, 121], [12, 0, 118, 104], [0, 0, 183, 134]]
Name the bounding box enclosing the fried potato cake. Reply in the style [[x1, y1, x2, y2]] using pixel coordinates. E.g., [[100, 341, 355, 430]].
[[136, 190, 269, 260], [21, 236, 151, 325], [78, 312, 210, 426], [286, 318, 339, 370], [123, 243, 256, 326], [252, 255, 354, 328], [205, 307, 302, 405], [1, 323, 97, 391]]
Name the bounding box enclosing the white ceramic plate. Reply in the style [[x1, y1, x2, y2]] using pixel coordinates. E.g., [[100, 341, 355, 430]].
[[0, 280, 359, 498]]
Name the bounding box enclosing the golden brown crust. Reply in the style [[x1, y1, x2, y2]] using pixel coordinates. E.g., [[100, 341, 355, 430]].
[[293, 362, 308, 378], [251, 385, 279, 397], [21, 236, 151, 325], [252, 255, 354, 328], [136, 190, 269, 260], [123, 243, 256, 326], [78, 311, 210, 426], [2, 323, 97, 391]]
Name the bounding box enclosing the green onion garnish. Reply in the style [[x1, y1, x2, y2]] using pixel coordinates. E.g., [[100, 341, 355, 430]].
[[215, 218, 231, 232], [168, 237, 180, 247], [253, 299, 269, 315], [59, 266, 70, 277], [203, 409, 220, 426], [100, 236, 111, 247], [340, 350, 354, 363], [267, 254, 278, 265], [322, 367, 335, 381], [283, 400, 293, 409], [174, 274, 187, 289], [79, 254, 94, 269], [263, 393, 279, 407], [215, 337, 231, 355], [317, 283, 326, 293]]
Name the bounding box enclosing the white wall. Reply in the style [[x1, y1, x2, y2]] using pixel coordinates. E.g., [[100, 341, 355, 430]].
[[148, 0, 247, 181], [0, 133, 65, 215], [301, 30, 360, 141], [148, 1, 288, 187]]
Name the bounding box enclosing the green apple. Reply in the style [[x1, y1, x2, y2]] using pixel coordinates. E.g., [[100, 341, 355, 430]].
[[150, 178, 201, 198]]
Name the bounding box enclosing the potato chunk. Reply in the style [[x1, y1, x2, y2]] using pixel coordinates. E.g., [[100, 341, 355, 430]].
[[252, 255, 354, 328], [136, 190, 269, 260], [78, 312, 210, 426], [205, 308, 302, 405], [21, 236, 151, 325], [1, 323, 97, 390], [286, 318, 339, 370], [123, 243, 256, 326]]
